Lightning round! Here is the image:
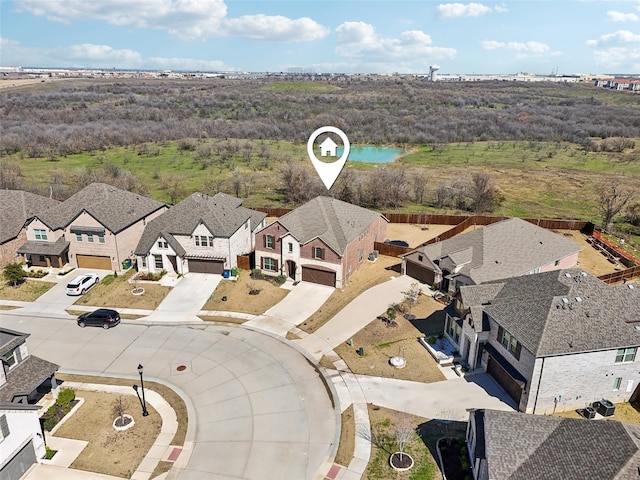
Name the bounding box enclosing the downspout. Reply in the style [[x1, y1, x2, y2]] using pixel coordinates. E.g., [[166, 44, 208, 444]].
[[113, 232, 121, 272], [532, 357, 545, 414]]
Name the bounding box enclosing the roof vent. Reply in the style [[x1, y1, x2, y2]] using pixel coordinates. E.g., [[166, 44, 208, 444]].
[[565, 273, 572, 278], [575, 297, 582, 302], [581, 271, 587, 277], [562, 297, 569, 304], [629, 285, 635, 290]]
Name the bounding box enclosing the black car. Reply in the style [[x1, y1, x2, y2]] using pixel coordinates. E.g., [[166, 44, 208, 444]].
[[77, 309, 121, 329]]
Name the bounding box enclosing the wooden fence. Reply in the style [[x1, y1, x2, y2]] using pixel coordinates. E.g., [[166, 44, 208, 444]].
[[236, 254, 252, 270], [597, 265, 640, 284], [374, 242, 412, 257]]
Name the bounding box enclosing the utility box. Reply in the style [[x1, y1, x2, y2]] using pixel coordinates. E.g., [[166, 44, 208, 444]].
[[582, 406, 596, 419], [593, 400, 615, 417]]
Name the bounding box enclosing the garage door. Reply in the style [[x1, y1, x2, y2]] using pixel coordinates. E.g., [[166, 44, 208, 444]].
[[188, 259, 224, 274], [302, 266, 336, 287], [406, 260, 435, 285], [0, 439, 36, 480], [487, 357, 523, 405], [77, 254, 111, 270]]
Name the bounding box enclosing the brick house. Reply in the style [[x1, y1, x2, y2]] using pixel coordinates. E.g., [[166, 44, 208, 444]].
[[17, 183, 166, 271], [0, 327, 60, 480], [134, 192, 266, 275], [401, 218, 580, 293], [467, 409, 640, 480], [445, 269, 640, 414], [254, 196, 388, 287], [0, 191, 59, 268]]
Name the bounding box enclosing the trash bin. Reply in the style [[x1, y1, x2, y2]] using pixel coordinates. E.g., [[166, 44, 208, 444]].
[[222, 269, 230, 279], [122, 259, 131, 269], [231, 267, 238, 277]]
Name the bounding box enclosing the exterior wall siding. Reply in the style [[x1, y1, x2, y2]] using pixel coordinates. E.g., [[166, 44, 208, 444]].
[[66, 212, 118, 269], [0, 409, 46, 470], [539, 252, 580, 273], [0, 230, 26, 267]]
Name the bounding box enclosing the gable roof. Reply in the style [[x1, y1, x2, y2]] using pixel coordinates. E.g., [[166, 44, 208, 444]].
[[475, 409, 640, 480], [411, 218, 581, 284], [275, 196, 386, 255], [0, 190, 59, 244], [461, 269, 640, 356], [36, 183, 165, 234], [134, 192, 266, 256]]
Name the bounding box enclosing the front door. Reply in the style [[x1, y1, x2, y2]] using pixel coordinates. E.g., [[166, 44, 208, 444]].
[[287, 260, 296, 279]]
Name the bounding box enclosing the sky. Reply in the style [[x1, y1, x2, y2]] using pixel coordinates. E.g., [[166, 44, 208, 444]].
[[1, 0, 639, 75]]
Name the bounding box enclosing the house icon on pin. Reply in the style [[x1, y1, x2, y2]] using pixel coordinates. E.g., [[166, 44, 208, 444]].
[[319, 137, 338, 157]]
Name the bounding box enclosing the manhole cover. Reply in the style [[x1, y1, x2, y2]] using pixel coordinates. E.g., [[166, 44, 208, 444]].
[[176, 365, 187, 372]]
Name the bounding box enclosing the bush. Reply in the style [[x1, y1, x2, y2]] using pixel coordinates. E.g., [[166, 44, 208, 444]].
[[56, 388, 76, 407], [275, 275, 287, 285], [24, 270, 48, 278], [427, 336, 437, 345], [251, 269, 264, 279], [3, 262, 24, 286], [44, 418, 56, 431], [45, 446, 57, 460]]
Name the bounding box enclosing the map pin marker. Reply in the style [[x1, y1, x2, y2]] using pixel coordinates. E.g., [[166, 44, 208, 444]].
[[307, 126, 350, 190]]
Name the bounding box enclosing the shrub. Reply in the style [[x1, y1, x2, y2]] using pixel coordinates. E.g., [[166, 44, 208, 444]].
[[45, 446, 57, 459], [427, 336, 437, 345], [251, 269, 264, 279], [56, 388, 75, 407], [24, 270, 48, 278], [3, 262, 24, 286], [44, 418, 56, 431], [275, 275, 287, 285]]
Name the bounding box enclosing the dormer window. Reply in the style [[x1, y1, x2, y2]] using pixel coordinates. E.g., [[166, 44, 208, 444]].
[[34, 229, 47, 240]]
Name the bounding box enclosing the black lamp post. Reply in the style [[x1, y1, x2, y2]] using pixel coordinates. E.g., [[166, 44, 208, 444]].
[[137, 363, 149, 416]]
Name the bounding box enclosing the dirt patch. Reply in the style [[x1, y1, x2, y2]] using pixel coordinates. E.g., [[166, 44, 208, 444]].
[[335, 405, 356, 467], [54, 390, 161, 478], [554, 401, 640, 425], [300, 256, 402, 334], [198, 314, 249, 324], [333, 295, 446, 384], [0, 277, 55, 301], [385, 224, 457, 248], [555, 229, 623, 276], [201, 270, 288, 314], [74, 270, 170, 310]]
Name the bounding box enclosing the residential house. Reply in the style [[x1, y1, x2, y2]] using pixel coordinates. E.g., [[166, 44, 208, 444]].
[[17, 183, 166, 271], [445, 269, 640, 413], [0, 328, 59, 480], [0, 191, 59, 267], [255, 196, 388, 287], [401, 218, 580, 293], [135, 192, 266, 275], [467, 409, 640, 480]]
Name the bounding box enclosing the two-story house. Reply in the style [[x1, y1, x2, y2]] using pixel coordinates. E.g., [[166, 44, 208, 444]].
[[401, 218, 581, 293], [17, 183, 166, 271], [254, 196, 388, 288], [0, 328, 59, 480], [135, 192, 266, 275], [0, 190, 59, 267], [445, 269, 640, 414]]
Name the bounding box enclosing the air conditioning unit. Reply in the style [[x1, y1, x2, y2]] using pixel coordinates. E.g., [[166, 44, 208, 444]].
[[582, 406, 596, 419], [593, 399, 615, 417]]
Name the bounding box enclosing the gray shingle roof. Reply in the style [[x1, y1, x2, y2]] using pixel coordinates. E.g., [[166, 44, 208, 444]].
[[0, 355, 59, 402], [17, 237, 70, 256], [276, 196, 386, 255], [461, 269, 640, 356], [0, 190, 59, 244], [135, 192, 266, 256], [415, 218, 581, 284], [37, 183, 165, 234], [477, 409, 640, 480], [0, 328, 29, 357]]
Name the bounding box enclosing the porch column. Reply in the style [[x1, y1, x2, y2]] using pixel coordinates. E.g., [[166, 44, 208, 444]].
[[50, 373, 59, 400]]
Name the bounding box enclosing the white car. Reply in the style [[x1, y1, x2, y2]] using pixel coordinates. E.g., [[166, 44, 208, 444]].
[[65, 273, 100, 296]]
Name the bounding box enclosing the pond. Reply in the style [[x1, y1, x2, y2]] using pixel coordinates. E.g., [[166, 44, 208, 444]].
[[336, 145, 407, 163]]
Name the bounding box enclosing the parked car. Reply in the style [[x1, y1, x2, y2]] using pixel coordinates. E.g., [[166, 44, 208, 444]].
[[66, 273, 99, 295], [384, 239, 409, 247], [77, 309, 120, 329]]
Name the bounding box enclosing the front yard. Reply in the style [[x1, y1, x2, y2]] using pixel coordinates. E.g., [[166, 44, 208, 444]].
[[0, 275, 55, 301]]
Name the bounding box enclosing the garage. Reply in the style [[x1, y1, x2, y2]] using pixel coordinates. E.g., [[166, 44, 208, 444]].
[[405, 260, 435, 285], [487, 356, 524, 405], [302, 266, 336, 287], [77, 254, 111, 270], [188, 259, 224, 274], [1, 439, 36, 480]]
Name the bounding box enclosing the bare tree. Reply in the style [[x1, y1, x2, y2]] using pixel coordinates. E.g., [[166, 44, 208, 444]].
[[395, 414, 414, 461], [0, 161, 24, 190], [467, 172, 501, 213], [597, 184, 635, 231], [280, 163, 318, 204], [411, 170, 429, 205], [112, 395, 127, 426]]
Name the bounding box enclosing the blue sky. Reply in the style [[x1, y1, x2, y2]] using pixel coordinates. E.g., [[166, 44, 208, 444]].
[[1, 0, 639, 74]]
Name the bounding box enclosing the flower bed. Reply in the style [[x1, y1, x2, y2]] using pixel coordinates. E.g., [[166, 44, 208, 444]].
[[41, 388, 79, 431], [420, 336, 458, 365]]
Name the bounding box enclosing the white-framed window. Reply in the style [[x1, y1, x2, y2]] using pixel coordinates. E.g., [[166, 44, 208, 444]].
[[158, 240, 168, 249], [0, 414, 9, 443], [264, 257, 277, 271], [154, 255, 163, 269], [208, 236, 214, 247], [615, 347, 637, 363], [34, 229, 47, 240], [265, 235, 274, 249], [5, 348, 19, 370], [195, 236, 200, 246], [98, 233, 105, 243], [313, 247, 324, 259], [498, 327, 521, 360], [76, 233, 82, 242], [200, 235, 208, 246], [613, 377, 623, 390], [288, 242, 293, 253], [141, 257, 147, 268], [87, 233, 94, 243]]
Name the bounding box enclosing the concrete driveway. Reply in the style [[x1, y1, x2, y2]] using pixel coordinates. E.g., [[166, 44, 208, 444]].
[[145, 273, 222, 322], [244, 282, 334, 336], [1, 313, 338, 480]]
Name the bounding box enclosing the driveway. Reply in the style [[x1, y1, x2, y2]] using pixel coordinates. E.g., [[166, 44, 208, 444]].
[[1, 312, 338, 480], [145, 273, 222, 322], [244, 282, 334, 336]]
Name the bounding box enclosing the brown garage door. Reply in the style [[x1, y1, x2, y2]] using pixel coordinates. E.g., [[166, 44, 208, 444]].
[[406, 260, 435, 285], [487, 357, 523, 405], [302, 266, 336, 287], [77, 254, 111, 270], [188, 259, 224, 274]]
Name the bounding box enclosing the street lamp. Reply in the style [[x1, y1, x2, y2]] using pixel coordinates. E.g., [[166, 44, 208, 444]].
[[136, 363, 149, 416]]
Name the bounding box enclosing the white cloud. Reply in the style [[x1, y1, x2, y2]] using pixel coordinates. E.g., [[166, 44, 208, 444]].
[[586, 29, 640, 70], [607, 11, 640, 22], [68, 44, 142, 64], [482, 40, 550, 54], [336, 22, 455, 62], [437, 2, 492, 18], [586, 29, 640, 46], [14, 0, 328, 42]]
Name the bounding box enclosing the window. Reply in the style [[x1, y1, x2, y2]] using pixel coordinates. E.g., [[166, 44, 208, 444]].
[[87, 233, 94, 243], [265, 235, 274, 249], [76, 233, 82, 242], [158, 240, 168, 249], [98, 233, 105, 243], [554, 260, 560, 266], [195, 236, 200, 246], [154, 255, 163, 269], [313, 247, 324, 259], [264, 257, 277, 271], [5, 348, 19, 370], [200, 236, 208, 246], [615, 347, 637, 363], [447, 318, 461, 344], [208, 236, 214, 247], [141, 257, 147, 268], [613, 377, 623, 391], [34, 229, 47, 240], [288, 242, 293, 253], [418, 255, 424, 262], [498, 326, 521, 360], [0, 414, 9, 443]]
